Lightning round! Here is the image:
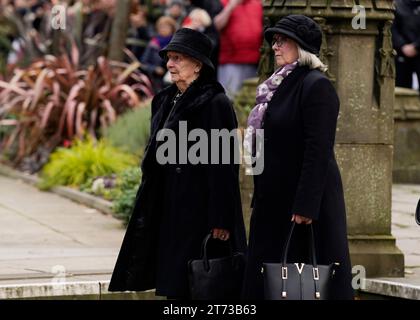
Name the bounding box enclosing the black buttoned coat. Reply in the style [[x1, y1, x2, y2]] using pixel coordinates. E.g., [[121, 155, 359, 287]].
[[242, 66, 354, 300], [108, 76, 246, 297]]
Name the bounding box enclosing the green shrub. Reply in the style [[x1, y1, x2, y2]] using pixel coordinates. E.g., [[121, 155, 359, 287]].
[[111, 166, 142, 225], [39, 138, 136, 189], [103, 104, 151, 157]]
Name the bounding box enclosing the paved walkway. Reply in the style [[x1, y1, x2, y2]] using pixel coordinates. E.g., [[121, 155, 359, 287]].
[[0, 173, 419, 299], [0, 175, 125, 288], [391, 184, 420, 280], [357, 184, 420, 300]]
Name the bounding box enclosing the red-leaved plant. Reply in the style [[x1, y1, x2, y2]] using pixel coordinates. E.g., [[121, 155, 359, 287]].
[[0, 49, 154, 172]]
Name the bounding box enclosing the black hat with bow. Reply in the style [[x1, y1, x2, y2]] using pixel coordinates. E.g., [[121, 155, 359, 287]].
[[264, 15, 323, 55], [159, 28, 214, 71]]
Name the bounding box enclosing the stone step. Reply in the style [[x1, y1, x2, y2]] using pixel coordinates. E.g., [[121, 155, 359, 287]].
[[362, 278, 420, 300], [0, 277, 159, 300]]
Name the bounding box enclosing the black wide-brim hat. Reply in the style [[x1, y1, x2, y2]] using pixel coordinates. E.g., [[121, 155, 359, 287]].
[[159, 28, 214, 71], [264, 14, 322, 55]]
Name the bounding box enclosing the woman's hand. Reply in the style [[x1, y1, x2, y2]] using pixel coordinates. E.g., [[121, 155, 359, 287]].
[[212, 228, 230, 241], [291, 214, 313, 225]]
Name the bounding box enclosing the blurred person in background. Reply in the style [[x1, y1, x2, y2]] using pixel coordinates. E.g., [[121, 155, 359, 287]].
[[0, 0, 18, 75], [127, 3, 153, 61], [7, 0, 52, 65], [164, 0, 186, 29], [392, 0, 420, 93], [139, 0, 166, 25], [140, 15, 177, 91], [182, 8, 211, 32], [182, 7, 219, 70], [189, 0, 223, 18], [187, 0, 223, 75], [67, 0, 116, 66], [214, 0, 263, 99]]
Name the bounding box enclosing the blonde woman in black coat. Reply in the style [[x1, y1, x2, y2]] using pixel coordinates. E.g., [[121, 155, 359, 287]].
[[242, 15, 354, 300], [109, 28, 246, 299]]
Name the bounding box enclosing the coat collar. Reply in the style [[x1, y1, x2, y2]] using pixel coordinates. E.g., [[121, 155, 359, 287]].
[[141, 78, 225, 173], [269, 65, 311, 103], [153, 77, 225, 132]]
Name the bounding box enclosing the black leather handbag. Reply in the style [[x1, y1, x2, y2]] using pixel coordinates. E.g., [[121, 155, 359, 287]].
[[188, 233, 245, 300], [262, 222, 339, 300], [416, 198, 420, 226]]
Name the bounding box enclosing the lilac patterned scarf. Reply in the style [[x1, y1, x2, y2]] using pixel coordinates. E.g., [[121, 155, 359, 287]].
[[244, 61, 298, 155]]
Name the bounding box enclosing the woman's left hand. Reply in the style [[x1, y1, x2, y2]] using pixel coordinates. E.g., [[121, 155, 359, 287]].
[[291, 214, 313, 225], [212, 228, 230, 241]]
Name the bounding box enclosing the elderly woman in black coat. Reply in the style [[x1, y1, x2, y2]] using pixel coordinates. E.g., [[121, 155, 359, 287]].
[[108, 28, 246, 299], [242, 15, 354, 300]]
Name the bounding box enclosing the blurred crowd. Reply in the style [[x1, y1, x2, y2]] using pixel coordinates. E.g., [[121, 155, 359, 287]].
[[0, 0, 263, 97], [2, 1, 417, 97], [392, 0, 420, 93]]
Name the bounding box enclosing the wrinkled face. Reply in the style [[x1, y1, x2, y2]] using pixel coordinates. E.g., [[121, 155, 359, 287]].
[[272, 34, 299, 67], [166, 51, 202, 87]]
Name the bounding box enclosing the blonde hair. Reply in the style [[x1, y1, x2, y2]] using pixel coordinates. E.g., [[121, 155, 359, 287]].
[[297, 46, 328, 72], [189, 8, 212, 28], [156, 16, 177, 33]]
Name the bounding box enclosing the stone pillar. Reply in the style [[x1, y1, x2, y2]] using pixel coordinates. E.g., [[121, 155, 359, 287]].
[[256, 0, 404, 277], [393, 88, 420, 183]]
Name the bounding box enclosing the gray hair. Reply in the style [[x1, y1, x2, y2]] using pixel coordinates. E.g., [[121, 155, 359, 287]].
[[188, 8, 212, 28], [297, 46, 328, 72]]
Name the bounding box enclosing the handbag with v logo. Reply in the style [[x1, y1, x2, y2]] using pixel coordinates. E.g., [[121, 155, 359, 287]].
[[262, 222, 339, 300]]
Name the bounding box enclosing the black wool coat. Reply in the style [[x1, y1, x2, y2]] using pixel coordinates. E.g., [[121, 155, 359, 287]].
[[242, 66, 354, 300], [108, 77, 247, 297]]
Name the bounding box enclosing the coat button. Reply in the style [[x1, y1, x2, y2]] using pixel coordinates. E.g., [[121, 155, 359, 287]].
[[175, 167, 182, 174], [264, 137, 268, 142]]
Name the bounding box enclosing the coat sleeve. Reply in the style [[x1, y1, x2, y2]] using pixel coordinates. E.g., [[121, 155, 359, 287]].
[[391, 10, 407, 50], [291, 76, 339, 220], [205, 93, 240, 231]]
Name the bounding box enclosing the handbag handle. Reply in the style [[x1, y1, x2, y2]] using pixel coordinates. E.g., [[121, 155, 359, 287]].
[[201, 233, 233, 272], [281, 222, 318, 268], [279, 222, 321, 299]]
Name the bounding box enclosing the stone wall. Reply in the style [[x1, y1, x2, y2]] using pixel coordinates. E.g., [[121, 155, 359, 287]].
[[393, 87, 420, 183]]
